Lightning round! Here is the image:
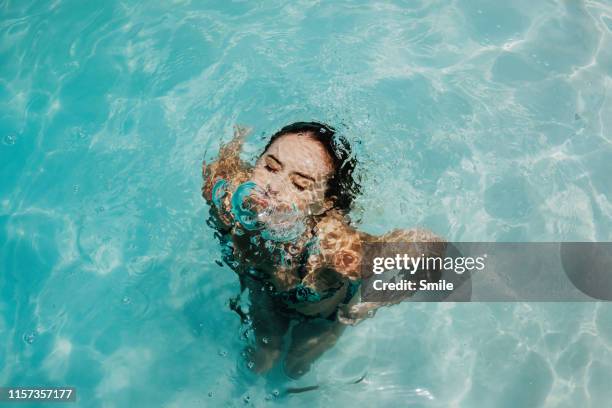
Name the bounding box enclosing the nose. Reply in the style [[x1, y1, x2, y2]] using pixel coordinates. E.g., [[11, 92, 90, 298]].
[[265, 180, 280, 197]]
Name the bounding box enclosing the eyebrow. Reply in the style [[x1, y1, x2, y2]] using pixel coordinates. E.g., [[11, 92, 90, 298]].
[[266, 154, 283, 167]]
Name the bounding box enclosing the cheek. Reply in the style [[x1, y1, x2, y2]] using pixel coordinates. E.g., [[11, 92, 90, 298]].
[[250, 167, 271, 184], [274, 190, 312, 212], [299, 184, 328, 210], [310, 180, 328, 201]]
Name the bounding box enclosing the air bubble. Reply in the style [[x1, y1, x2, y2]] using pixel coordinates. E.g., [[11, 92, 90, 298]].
[[262, 337, 269, 344], [3, 134, 16, 145], [247, 361, 254, 369], [75, 128, 87, 139], [23, 332, 36, 344], [218, 350, 228, 357]]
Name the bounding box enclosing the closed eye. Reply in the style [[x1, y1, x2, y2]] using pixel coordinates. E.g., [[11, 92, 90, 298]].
[[265, 164, 278, 173], [264, 155, 282, 172], [291, 175, 312, 192]]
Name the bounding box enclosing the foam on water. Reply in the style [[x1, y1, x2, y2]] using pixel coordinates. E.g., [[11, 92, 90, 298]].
[[1, 0, 612, 406]]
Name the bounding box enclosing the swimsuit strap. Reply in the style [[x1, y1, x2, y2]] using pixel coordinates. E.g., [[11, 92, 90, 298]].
[[273, 278, 361, 307], [272, 282, 335, 305]]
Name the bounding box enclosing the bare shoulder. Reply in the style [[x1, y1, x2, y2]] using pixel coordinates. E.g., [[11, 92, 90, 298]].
[[311, 217, 447, 279], [308, 211, 371, 281], [374, 227, 447, 261], [202, 125, 253, 202], [376, 227, 446, 243]]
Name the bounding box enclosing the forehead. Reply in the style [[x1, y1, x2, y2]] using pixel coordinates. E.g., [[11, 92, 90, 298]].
[[264, 133, 334, 178]]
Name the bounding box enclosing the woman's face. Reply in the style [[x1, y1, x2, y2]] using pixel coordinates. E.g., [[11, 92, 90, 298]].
[[249, 132, 334, 215]]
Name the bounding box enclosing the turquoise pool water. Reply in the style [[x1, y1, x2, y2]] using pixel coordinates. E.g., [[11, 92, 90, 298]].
[[1, 0, 612, 406]]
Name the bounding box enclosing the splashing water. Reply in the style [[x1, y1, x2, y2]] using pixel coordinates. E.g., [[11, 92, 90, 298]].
[[230, 181, 261, 231], [230, 181, 306, 243]]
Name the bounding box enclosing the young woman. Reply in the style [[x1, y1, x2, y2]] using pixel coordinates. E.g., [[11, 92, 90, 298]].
[[202, 122, 443, 378]]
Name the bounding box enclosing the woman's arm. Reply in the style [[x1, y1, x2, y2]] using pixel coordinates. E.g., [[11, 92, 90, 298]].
[[202, 125, 253, 202], [308, 213, 445, 282], [319, 223, 446, 325]]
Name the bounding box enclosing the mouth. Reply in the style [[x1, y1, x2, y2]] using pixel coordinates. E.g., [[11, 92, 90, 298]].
[[258, 204, 307, 243], [250, 195, 269, 208], [244, 194, 270, 214]]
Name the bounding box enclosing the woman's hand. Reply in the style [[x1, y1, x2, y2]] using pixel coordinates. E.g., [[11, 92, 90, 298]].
[[337, 302, 381, 326]]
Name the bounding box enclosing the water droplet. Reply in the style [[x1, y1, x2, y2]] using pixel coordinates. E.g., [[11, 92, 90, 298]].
[[272, 390, 280, 397], [122, 296, 131, 305], [23, 332, 36, 344], [3, 134, 16, 145], [95, 206, 105, 214], [75, 128, 87, 139], [219, 350, 228, 357]]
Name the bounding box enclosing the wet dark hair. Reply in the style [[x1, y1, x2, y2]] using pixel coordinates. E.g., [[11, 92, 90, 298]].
[[261, 121, 360, 214]]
